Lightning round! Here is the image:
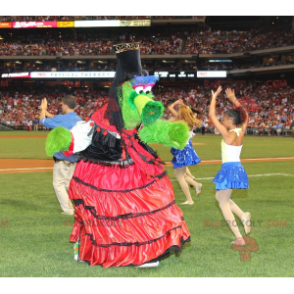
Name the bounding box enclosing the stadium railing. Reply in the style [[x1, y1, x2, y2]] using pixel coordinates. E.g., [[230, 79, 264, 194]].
[[246, 127, 293, 137], [195, 127, 293, 137], [0, 122, 14, 130]]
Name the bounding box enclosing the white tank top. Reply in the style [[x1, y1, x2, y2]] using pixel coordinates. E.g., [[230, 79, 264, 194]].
[[221, 128, 243, 163], [186, 130, 195, 145]]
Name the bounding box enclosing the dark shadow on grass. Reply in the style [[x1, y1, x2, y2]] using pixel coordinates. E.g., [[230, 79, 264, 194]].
[[158, 241, 191, 262]]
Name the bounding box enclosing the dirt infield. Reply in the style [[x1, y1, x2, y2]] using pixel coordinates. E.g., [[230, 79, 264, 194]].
[[0, 159, 53, 174], [1, 157, 294, 174]]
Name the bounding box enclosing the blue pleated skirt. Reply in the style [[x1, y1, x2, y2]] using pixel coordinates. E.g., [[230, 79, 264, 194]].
[[212, 162, 249, 190], [170, 140, 201, 169]]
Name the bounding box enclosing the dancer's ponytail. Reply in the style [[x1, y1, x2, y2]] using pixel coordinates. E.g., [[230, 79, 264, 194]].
[[233, 105, 247, 124], [224, 106, 247, 126]]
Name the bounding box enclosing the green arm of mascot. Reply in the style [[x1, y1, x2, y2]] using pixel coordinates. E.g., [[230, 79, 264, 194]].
[[45, 78, 189, 156]]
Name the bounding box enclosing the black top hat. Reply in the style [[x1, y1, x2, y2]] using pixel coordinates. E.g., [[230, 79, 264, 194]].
[[106, 42, 143, 131], [112, 42, 143, 86]]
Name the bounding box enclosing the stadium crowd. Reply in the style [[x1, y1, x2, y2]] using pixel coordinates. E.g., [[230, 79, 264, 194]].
[[182, 28, 294, 54], [0, 16, 204, 22], [1, 82, 293, 135], [0, 28, 293, 57]]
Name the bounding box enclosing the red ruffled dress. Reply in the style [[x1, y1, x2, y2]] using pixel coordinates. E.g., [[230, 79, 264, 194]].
[[68, 104, 191, 267]]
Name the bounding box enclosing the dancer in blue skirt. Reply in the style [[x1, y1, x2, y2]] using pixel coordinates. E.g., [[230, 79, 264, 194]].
[[209, 86, 251, 245], [168, 99, 202, 205]]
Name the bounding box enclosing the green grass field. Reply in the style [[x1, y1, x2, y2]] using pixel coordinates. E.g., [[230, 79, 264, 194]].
[[0, 131, 293, 277]]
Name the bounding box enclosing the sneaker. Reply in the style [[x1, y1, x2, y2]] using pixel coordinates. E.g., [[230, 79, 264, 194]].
[[180, 201, 194, 205], [74, 241, 80, 261], [135, 261, 159, 268], [61, 211, 74, 215]]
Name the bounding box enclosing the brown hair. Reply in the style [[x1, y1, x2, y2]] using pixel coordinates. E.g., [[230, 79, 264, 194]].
[[62, 95, 76, 110], [190, 106, 202, 115], [178, 105, 202, 130]]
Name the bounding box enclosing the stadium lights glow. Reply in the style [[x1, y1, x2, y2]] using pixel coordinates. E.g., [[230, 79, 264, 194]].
[[197, 71, 227, 78], [1, 72, 30, 78], [30, 71, 116, 78], [209, 60, 232, 63], [74, 20, 150, 28], [178, 72, 187, 78], [154, 71, 169, 78]]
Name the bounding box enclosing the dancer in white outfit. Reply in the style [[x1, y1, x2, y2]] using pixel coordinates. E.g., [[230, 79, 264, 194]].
[[209, 87, 252, 246]]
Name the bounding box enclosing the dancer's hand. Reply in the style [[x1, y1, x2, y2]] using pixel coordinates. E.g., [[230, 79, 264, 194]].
[[225, 88, 236, 103], [175, 99, 184, 105], [39, 98, 48, 110], [211, 86, 222, 100]]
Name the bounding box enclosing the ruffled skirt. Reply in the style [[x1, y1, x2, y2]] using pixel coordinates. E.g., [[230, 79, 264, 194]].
[[212, 162, 249, 190], [68, 160, 190, 267], [170, 140, 201, 169]]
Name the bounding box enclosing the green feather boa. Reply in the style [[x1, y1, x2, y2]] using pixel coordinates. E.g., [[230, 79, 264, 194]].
[[45, 127, 72, 157]]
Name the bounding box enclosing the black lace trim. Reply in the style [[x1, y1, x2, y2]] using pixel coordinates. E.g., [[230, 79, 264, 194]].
[[78, 235, 190, 267], [76, 157, 134, 168], [145, 236, 191, 265], [122, 129, 165, 166], [130, 146, 165, 166], [86, 225, 183, 247], [73, 199, 175, 220], [72, 171, 167, 193]]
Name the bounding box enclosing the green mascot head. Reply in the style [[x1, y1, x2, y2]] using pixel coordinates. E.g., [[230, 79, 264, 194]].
[[105, 42, 164, 131]]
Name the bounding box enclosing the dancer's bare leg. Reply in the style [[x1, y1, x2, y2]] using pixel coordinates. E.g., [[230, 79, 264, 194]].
[[229, 199, 245, 219], [184, 175, 200, 187], [185, 167, 202, 193], [174, 167, 194, 204], [185, 167, 194, 179], [215, 189, 242, 238]]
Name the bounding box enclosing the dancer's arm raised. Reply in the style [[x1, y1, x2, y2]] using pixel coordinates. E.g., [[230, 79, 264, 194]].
[[209, 86, 235, 143], [168, 99, 184, 121], [226, 88, 249, 133]]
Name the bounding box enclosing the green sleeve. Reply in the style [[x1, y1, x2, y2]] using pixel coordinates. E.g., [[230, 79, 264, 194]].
[[138, 120, 189, 150]]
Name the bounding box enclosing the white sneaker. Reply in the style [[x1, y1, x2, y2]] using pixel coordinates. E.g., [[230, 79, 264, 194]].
[[135, 261, 160, 268], [61, 211, 74, 215]]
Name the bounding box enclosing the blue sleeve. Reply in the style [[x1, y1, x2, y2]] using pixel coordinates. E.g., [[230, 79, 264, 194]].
[[40, 115, 64, 129]]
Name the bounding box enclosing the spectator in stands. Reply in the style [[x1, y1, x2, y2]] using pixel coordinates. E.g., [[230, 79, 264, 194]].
[[33, 117, 39, 131], [276, 121, 282, 136]]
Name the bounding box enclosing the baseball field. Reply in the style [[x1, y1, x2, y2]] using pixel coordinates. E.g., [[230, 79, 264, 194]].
[[0, 131, 293, 277]]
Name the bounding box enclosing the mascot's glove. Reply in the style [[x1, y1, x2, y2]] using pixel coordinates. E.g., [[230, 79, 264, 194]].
[[45, 126, 72, 156], [138, 120, 189, 150]]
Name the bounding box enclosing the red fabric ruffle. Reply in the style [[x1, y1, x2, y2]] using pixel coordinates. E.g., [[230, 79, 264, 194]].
[[69, 162, 190, 267], [68, 105, 191, 267]]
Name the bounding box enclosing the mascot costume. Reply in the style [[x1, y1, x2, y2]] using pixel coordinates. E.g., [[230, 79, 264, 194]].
[[46, 42, 191, 268]]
